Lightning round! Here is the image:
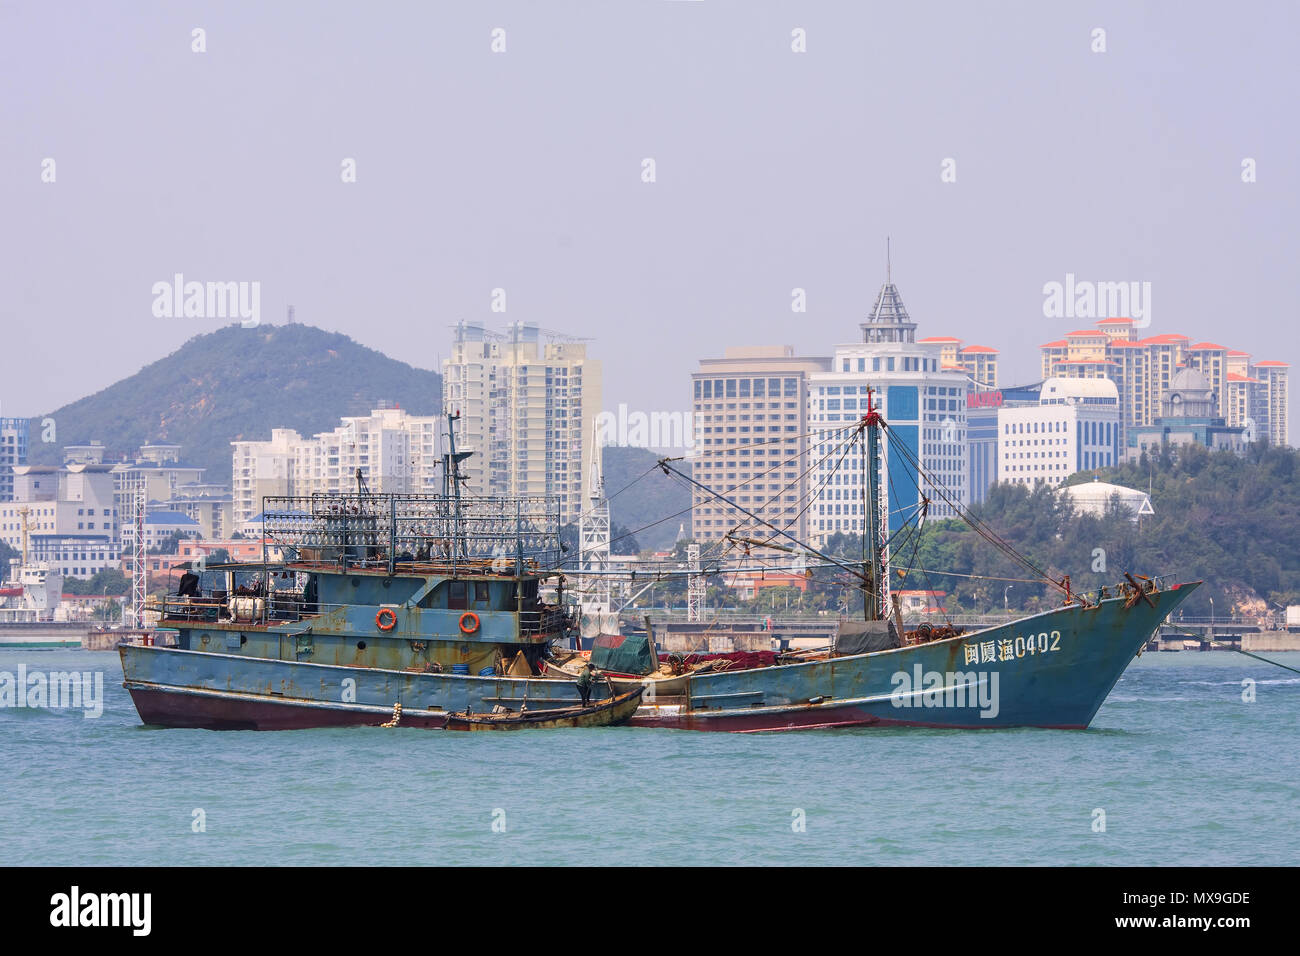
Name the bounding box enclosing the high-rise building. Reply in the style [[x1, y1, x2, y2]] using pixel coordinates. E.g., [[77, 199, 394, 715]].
[[231, 408, 442, 526], [807, 279, 968, 545], [1251, 361, 1289, 447], [442, 322, 601, 526], [232, 428, 300, 526], [998, 378, 1122, 487], [0, 418, 28, 502], [689, 346, 830, 548], [293, 408, 442, 499]]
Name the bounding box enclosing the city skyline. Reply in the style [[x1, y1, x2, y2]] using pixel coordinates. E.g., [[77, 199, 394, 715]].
[[3, 2, 1297, 447]]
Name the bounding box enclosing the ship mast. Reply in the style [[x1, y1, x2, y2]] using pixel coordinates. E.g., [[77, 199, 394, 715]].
[[442, 411, 470, 568], [863, 387, 883, 621]]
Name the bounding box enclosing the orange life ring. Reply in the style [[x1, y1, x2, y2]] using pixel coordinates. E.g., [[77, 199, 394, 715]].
[[375, 608, 397, 631], [459, 611, 480, 634]]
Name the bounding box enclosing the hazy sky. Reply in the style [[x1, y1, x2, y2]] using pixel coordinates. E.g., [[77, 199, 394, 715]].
[[3, 1, 1296, 442]]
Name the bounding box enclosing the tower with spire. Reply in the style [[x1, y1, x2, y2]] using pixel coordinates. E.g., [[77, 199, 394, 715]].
[[805, 239, 971, 547], [860, 238, 919, 346]]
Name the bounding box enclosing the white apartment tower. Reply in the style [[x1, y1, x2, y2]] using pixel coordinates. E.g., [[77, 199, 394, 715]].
[[442, 322, 601, 525]]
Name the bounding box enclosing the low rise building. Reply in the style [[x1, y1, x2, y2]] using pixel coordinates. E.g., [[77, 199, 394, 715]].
[[0, 463, 120, 577]]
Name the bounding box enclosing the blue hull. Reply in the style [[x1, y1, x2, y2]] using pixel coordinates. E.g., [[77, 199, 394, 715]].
[[121, 583, 1198, 732]]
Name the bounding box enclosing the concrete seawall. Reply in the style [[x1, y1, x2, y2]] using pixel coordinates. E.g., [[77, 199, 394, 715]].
[[0, 622, 90, 648], [1241, 633, 1300, 653]]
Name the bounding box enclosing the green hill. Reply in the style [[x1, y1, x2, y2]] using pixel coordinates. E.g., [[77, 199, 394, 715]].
[[602, 446, 692, 552], [27, 324, 442, 484]]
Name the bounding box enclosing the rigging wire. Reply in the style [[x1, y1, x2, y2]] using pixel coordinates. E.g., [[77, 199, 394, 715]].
[[880, 420, 1066, 595], [553, 421, 862, 569]]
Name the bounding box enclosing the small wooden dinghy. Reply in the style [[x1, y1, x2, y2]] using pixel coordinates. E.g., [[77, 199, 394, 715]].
[[442, 686, 645, 731]]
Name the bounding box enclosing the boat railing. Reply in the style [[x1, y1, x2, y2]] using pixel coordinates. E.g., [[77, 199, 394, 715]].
[[159, 594, 352, 626], [519, 607, 568, 636], [160, 593, 571, 635]]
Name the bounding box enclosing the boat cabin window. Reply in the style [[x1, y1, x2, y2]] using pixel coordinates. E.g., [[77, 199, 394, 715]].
[[517, 579, 539, 607], [475, 582, 491, 607], [448, 580, 468, 610]]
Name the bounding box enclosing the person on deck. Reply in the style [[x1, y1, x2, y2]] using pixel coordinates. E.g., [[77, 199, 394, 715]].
[[176, 567, 201, 598], [576, 661, 598, 707]]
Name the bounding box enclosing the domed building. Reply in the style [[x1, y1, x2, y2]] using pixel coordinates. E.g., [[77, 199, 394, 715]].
[[1125, 366, 1247, 461], [1060, 477, 1154, 521], [1161, 367, 1218, 419]]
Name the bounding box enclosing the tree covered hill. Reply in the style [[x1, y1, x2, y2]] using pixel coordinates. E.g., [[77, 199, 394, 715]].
[[27, 324, 443, 485], [895, 442, 1300, 617]]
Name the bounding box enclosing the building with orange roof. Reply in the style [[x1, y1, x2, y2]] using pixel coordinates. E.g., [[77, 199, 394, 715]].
[[917, 337, 999, 386], [1224, 371, 1260, 432], [957, 345, 1000, 388], [1039, 320, 1290, 446]]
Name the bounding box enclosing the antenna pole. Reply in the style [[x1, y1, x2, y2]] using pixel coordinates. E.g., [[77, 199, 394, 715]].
[[445, 411, 464, 569]]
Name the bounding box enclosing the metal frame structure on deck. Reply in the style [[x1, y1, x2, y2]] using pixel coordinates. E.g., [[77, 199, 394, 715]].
[[259, 492, 562, 577]]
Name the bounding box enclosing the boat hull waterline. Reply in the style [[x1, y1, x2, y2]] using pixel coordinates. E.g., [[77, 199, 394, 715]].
[[120, 584, 1197, 732]]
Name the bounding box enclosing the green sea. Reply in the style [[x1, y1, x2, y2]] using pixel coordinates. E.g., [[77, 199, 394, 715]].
[[3, 648, 1297, 866]]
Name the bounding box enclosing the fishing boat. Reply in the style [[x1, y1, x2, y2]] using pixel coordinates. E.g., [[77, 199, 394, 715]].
[[442, 687, 644, 731], [119, 414, 614, 730], [617, 387, 1199, 730], [121, 393, 1198, 733]]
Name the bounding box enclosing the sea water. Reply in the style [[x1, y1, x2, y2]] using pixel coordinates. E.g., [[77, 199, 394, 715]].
[[2, 649, 1297, 866]]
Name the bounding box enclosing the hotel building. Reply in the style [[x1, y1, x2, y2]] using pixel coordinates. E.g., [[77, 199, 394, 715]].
[[689, 347, 830, 548]]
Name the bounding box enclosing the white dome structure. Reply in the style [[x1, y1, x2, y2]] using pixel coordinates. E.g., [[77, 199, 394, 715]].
[[1060, 477, 1153, 520]]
